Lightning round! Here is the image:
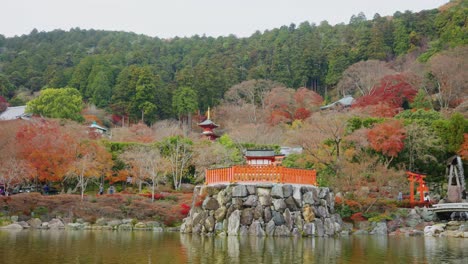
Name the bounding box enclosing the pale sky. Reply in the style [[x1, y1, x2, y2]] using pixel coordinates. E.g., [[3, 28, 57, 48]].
[[1, 0, 449, 39]]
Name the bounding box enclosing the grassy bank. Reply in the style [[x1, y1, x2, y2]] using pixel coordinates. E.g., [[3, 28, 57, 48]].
[[0, 192, 193, 227]]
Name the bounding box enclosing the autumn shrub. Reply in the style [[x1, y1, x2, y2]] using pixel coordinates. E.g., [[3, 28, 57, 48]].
[[335, 204, 354, 219], [180, 203, 190, 217], [33, 206, 48, 217], [350, 212, 366, 222], [139, 193, 167, 200], [368, 214, 393, 223]]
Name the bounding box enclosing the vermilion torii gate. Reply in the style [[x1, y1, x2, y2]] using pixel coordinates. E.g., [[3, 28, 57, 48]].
[[406, 171, 429, 203]]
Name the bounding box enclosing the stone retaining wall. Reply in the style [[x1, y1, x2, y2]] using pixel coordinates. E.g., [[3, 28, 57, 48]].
[[180, 183, 343, 237]]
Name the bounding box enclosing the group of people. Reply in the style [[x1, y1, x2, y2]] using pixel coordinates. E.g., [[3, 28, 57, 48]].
[[98, 184, 115, 195]]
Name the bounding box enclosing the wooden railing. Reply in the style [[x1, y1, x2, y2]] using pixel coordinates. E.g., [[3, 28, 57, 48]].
[[205, 165, 317, 186]]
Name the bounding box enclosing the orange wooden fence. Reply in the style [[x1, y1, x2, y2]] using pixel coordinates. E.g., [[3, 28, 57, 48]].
[[205, 165, 317, 185]]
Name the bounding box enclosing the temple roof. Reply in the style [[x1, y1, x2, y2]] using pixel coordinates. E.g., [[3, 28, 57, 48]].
[[320, 95, 354, 110], [198, 119, 219, 127], [244, 150, 275, 158]]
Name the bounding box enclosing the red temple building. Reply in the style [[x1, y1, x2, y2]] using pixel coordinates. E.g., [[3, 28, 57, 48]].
[[198, 107, 219, 141], [205, 149, 317, 186]]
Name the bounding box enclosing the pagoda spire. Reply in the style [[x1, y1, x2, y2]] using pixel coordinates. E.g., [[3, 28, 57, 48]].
[[198, 107, 219, 141]]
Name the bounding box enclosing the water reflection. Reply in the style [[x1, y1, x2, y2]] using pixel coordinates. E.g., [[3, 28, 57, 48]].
[[1, 230, 467, 263]]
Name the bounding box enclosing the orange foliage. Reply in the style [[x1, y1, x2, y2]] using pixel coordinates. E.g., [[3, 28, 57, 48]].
[[367, 120, 406, 158], [459, 134, 468, 161], [353, 74, 417, 109], [83, 114, 102, 125], [16, 120, 80, 182], [362, 103, 402, 118]]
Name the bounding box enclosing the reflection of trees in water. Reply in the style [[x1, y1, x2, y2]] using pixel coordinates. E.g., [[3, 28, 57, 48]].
[[2, 231, 468, 263], [424, 237, 468, 263], [180, 235, 345, 263], [0, 231, 188, 263], [179, 235, 468, 263]]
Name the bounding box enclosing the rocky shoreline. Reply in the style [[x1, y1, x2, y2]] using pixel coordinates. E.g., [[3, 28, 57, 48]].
[[0, 216, 180, 232]]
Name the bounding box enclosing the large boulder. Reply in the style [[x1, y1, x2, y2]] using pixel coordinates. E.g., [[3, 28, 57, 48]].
[[48, 218, 64, 229], [239, 226, 249, 236], [231, 198, 244, 209], [303, 192, 315, 205], [253, 204, 263, 220], [273, 199, 287, 212], [214, 206, 227, 221], [217, 189, 232, 206], [107, 220, 123, 227], [272, 211, 285, 226], [17, 221, 30, 229], [274, 225, 291, 237], [1, 223, 23, 230], [180, 218, 192, 233], [424, 224, 446, 237], [370, 222, 387, 235], [420, 207, 435, 222], [315, 206, 329, 218], [228, 210, 240, 236], [27, 218, 42, 229], [134, 222, 148, 229], [266, 220, 275, 236], [271, 185, 284, 198], [249, 221, 266, 237], [315, 219, 325, 237], [240, 208, 254, 226], [319, 188, 329, 199], [203, 197, 220, 211], [243, 195, 258, 207], [232, 185, 248, 197], [303, 223, 315, 236], [259, 195, 272, 206], [192, 211, 208, 227], [284, 209, 293, 231], [264, 207, 272, 223], [282, 185, 293, 198], [292, 187, 302, 207], [215, 222, 224, 233], [246, 185, 256, 195], [257, 187, 271, 196], [204, 216, 216, 233], [406, 210, 422, 228], [324, 218, 335, 236], [284, 196, 298, 211]]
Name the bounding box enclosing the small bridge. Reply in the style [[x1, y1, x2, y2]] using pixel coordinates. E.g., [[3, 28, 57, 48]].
[[429, 203, 468, 213]]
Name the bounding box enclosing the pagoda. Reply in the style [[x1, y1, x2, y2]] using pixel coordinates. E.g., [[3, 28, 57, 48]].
[[198, 107, 219, 141]]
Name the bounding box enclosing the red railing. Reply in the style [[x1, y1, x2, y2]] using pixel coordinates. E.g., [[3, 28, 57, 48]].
[[205, 165, 317, 185]]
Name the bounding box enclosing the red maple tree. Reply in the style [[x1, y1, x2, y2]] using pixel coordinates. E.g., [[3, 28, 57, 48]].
[[16, 120, 79, 182], [367, 120, 406, 167], [353, 74, 417, 110]]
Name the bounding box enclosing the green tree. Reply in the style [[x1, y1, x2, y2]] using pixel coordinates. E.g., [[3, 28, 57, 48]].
[[0, 74, 15, 98], [172, 86, 198, 128], [90, 71, 113, 108], [410, 89, 433, 109], [432, 113, 468, 154], [26, 88, 84, 121], [160, 136, 193, 190]]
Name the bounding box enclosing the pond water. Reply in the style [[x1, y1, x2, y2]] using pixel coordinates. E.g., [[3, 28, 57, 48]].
[[1, 230, 467, 263]]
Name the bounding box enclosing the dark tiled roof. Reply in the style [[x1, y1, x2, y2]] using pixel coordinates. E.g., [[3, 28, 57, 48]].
[[198, 119, 219, 127], [245, 150, 275, 157]]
